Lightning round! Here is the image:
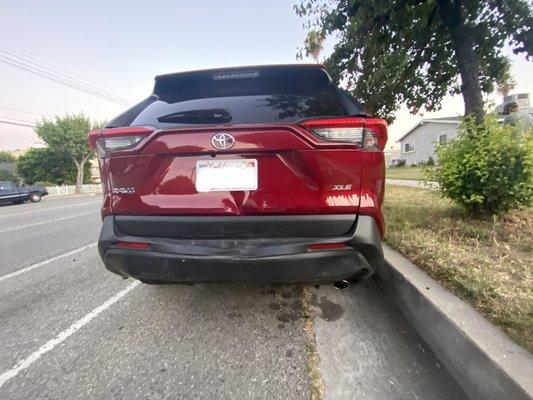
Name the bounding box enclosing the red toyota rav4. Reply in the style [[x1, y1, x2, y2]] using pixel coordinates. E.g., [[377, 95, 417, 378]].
[[89, 64, 387, 284]]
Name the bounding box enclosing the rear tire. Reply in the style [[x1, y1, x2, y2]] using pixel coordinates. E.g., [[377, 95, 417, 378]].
[[29, 193, 41, 203]]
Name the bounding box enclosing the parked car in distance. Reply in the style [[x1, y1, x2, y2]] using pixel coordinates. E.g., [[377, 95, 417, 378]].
[[89, 64, 388, 285], [0, 181, 48, 205]]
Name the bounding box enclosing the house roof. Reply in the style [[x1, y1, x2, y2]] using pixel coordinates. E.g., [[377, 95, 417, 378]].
[[397, 116, 462, 142]]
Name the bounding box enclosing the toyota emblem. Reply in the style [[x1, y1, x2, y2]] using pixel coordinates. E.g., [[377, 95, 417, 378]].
[[211, 133, 235, 150]]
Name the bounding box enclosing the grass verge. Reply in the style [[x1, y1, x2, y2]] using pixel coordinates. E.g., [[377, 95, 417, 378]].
[[384, 185, 532, 351], [386, 166, 424, 180], [302, 287, 324, 400]]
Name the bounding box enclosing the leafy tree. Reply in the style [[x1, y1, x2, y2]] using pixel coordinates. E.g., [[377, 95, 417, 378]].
[[496, 58, 516, 100], [0, 169, 17, 181], [36, 114, 103, 193], [0, 151, 16, 163], [301, 30, 325, 62], [295, 0, 532, 122], [17, 147, 91, 186]]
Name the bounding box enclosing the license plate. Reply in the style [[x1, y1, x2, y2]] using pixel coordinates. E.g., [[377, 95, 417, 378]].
[[195, 159, 258, 192]]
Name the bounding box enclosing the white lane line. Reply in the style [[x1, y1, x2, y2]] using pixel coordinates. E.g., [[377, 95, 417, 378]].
[[0, 243, 97, 283], [0, 281, 139, 388], [0, 211, 94, 234], [0, 200, 100, 219]]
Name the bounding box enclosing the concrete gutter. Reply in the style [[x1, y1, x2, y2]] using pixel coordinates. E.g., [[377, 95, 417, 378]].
[[374, 244, 533, 400]]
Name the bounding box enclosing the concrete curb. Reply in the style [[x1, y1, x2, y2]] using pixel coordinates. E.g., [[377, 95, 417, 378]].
[[374, 244, 533, 400]]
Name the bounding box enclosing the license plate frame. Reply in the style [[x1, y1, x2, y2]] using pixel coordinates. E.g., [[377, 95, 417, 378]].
[[195, 159, 258, 192]]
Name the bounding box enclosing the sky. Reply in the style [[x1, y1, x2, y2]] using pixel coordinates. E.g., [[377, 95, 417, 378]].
[[0, 0, 532, 151]]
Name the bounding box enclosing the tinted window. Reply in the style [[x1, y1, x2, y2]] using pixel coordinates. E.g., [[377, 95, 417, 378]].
[[109, 66, 364, 128], [131, 92, 354, 128]]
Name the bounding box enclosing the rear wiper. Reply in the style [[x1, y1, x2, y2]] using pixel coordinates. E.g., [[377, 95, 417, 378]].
[[157, 108, 232, 124]]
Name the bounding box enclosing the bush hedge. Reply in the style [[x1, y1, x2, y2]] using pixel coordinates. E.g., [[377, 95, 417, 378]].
[[425, 116, 532, 215]]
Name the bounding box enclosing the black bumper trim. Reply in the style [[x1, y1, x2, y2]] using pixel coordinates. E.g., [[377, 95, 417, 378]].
[[98, 215, 383, 283], [114, 214, 357, 239], [104, 249, 372, 284]]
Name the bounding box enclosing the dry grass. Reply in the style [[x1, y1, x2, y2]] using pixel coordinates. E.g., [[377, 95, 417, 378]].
[[386, 166, 424, 180], [384, 185, 533, 351]]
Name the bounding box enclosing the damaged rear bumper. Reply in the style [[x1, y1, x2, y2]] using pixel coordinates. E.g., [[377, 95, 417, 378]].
[[97, 215, 383, 284]]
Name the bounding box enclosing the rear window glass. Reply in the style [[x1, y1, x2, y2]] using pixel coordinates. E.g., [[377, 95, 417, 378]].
[[110, 66, 363, 128]]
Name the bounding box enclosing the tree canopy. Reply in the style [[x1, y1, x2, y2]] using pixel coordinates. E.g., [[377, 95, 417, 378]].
[[36, 114, 103, 192], [496, 57, 517, 99], [295, 0, 532, 122], [0, 151, 16, 163], [301, 30, 325, 62], [0, 169, 18, 182], [17, 147, 91, 185]]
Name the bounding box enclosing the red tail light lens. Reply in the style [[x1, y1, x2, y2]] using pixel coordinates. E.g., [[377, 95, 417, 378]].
[[308, 242, 350, 252], [300, 117, 387, 150], [88, 127, 154, 156], [116, 241, 150, 250]]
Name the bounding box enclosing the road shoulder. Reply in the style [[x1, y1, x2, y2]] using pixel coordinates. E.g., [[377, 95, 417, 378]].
[[376, 245, 533, 400], [311, 280, 465, 400]]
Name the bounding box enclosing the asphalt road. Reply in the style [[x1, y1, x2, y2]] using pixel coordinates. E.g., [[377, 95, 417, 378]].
[[0, 195, 466, 399]]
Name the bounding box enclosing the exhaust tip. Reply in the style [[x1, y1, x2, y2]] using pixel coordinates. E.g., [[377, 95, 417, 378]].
[[333, 280, 349, 290]]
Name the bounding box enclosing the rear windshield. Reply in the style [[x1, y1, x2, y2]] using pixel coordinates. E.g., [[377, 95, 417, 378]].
[[108, 66, 364, 128]]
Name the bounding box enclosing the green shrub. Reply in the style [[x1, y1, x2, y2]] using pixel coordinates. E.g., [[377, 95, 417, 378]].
[[421, 156, 435, 166], [34, 181, 55, 187], [0, 151, 16, 163], [397, 159, 406, 167], [17, 147, 91, 185], [425, 116, 532, 215], [0, 169, 18, 182]]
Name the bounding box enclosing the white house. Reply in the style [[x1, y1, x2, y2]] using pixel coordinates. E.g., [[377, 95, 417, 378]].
[[397, 116, 461, 166], [397, 93, 532, 166]]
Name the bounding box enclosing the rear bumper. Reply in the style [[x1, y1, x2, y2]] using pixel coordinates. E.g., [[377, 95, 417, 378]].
[[98, 215, 383, 283]]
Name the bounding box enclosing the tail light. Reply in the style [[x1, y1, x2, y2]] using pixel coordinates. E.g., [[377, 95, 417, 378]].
[[88, 127, 154, 156], [116, 241, 151, 250], [308, 242, 350, 252], [300, 117, 387, 150]]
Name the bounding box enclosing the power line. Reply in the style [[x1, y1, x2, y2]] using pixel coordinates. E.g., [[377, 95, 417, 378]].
[[0, 105, 53, 119], [0, 49, 133, 106], [0, 51, 132, 106], [0, 116, 36, 128], [0, 49, 132, 105]]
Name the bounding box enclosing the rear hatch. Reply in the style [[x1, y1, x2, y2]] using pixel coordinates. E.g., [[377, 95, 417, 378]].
[[90, 66, 385, 235]]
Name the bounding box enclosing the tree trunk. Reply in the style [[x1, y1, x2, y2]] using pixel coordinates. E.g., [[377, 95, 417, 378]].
[[72, 157, 86, 194], [437, 0, 484, 122]]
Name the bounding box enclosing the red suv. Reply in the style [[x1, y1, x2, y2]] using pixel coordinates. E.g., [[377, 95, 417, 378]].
[[89, 65, 387, 284]]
